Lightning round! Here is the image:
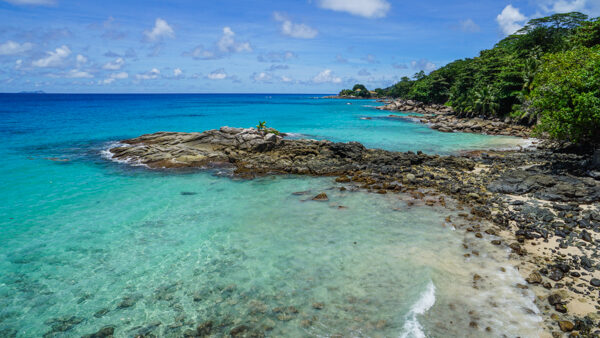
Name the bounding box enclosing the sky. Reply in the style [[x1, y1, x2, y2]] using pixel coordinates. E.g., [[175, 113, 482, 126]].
[[0, 0, 599, 93]]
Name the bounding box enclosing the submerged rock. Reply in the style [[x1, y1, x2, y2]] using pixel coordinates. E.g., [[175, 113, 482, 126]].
[[312, 193, 329, 201], [81, 326, 115, 338], [117, 295, 141, 309], [312, 302, 324, 310], [196, 321, 212, 336]]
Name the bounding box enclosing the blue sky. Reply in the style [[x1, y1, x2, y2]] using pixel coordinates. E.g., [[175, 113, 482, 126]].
[[0, 0, 599, 93]]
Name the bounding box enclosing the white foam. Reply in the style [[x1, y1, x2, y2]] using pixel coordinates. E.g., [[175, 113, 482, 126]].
[[100, 141, 148, 167], [99, 141, 121, 159], [283, 132, 305, 139], [495, 137, 540, 151], [400, 281, 436, 338]]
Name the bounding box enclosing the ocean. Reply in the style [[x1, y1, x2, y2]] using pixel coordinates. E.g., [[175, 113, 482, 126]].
[[0, 94, 541, 337]]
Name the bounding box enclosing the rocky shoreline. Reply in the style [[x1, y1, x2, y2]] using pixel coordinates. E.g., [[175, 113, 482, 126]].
[[108, 127, 600, 336], [377, 99, 532, 138]]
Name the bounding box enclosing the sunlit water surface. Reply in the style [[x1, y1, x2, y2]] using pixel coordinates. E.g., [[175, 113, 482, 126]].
[[0, 94, 540, 337]]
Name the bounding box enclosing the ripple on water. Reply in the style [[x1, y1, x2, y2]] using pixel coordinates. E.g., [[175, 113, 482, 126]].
[[0, 174, 541, 337]]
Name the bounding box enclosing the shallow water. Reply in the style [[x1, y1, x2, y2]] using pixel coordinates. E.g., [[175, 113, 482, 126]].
[[0, 94, 540, 337]]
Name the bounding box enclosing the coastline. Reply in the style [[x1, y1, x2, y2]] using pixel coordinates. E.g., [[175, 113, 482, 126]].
[[375, 99, 600, 335], [106, 124, 600, 336], [377, 98, 532, 138]]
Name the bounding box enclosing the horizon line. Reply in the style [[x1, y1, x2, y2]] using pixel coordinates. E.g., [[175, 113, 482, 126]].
[[1, 92, 336, 95]]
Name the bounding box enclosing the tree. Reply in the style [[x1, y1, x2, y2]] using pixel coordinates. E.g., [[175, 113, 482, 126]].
[[530, 46, 600, 143], [386, 76, 413, 98], [473, 85, 500, 116], [339, 89, 354, 96], [413, 71, 426, 80], [571, 18, 600, 47], [352, 84, 371, 97], [522, 12, 588, 31], [373, 12, 600, 143]]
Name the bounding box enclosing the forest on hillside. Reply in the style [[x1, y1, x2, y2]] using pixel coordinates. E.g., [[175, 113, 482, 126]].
[[340, 13, 600, 144]]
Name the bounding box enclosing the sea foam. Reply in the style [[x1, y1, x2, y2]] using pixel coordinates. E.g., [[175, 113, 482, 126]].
[[400, 281, 436, 338]]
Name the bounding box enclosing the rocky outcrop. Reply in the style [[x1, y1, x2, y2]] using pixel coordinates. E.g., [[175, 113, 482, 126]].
[[377, 99, 531, 138], [109, 127, 598, 206], [108, 127, 600, 335], [378, 99, 454, 114], [108, 127, 475, 179]]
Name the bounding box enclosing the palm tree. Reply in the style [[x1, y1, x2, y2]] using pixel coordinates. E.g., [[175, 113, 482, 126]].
[[522, 56, 541, 94], [473, 85, 500, 116], [256, 121, 267, 131]]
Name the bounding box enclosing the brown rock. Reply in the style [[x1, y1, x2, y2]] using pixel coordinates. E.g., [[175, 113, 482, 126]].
[[558, 320, 574, 332], [526, 272, 542, 284], [312, 193, 329, 201]]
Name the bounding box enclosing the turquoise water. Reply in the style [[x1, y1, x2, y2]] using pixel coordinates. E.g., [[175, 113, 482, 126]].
[[0, 94, 540, 337]]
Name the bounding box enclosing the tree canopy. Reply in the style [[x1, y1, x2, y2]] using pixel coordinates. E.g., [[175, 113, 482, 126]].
[[377, 12, 600, 144]]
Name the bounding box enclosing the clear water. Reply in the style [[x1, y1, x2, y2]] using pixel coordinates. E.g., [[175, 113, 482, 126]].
[[0, 94, 540, 337]]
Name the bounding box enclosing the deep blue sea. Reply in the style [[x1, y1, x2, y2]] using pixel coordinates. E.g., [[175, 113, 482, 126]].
[[0, 94, 541, 337]]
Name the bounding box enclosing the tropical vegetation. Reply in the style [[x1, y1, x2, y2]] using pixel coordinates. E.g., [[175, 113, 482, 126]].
[[339, 84, 377, 98], [379, 12, 600, 144]]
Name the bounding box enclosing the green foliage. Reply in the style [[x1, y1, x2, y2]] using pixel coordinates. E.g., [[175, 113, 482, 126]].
[[338, 84, 372, 98], [473, 85, 500, 116], [570, 18, 600, 47], [387, 77, 413, 98], [530, 46, 600, 143], [256, 121, 281, 135], [375, 12, 600, 143]]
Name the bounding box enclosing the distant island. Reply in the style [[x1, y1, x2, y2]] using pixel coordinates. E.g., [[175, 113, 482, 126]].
[[17, 90, 46, 94]]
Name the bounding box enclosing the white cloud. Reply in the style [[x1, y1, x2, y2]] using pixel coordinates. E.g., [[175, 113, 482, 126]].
[[273, 12, 318, 39], [537, 0, 587, 13], [173, 68, 183, 77], [32, 45, 71, 68], [111, 72, 128, 79], [257, 51, 296, 62], [317, 0, 391, 18], [251, 72, 273, 82], [15, 59, 23, 69], [0, 40, 33, 55], [460, 19, 481, 33], [267, 64, 289, 71], [207, 68, 227, 80], [496, 5, 527, 35], [281, 75, 293, 83], [411, 59, 436, 72], [218, 27, 252, 53], [392, 63, 408, 69], [76, 54, 87, 65], [2, 0, 54, 5], [100, 72, 128, 85], [187, 47, 217, 59], [312, 69, 342, 84], [144, 18, 174, 42], [186, 27, 251, 60], [102, 57, 125, 70], [136, 68, 160, 80], [66, 69, 93, 78]]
